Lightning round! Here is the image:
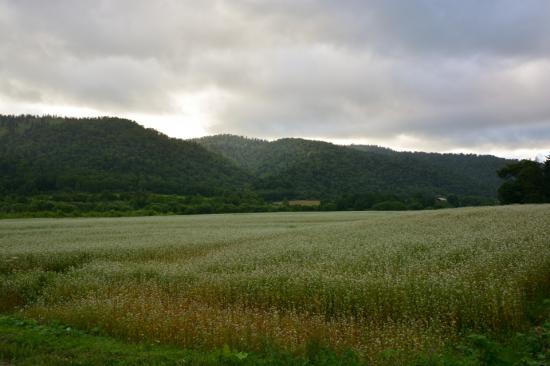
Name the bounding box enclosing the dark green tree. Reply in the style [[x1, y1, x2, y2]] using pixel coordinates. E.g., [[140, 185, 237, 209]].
[[497, 160, 545, 204], [544, 156, 550, 201]]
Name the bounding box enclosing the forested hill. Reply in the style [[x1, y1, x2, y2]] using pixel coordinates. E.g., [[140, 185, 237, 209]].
[[350, 145, 511, 198], [194, 134, 513, 199], [0, 115, 250, 196], [0, 116, 513, 201]]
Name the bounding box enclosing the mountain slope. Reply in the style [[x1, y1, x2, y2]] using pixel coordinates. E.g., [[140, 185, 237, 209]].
[[0, 117, 513, 201], [193, 134, 269, 172], [0, 115, 249, 195], [351, 145, 511, 197], [195, 135, 513, 199]]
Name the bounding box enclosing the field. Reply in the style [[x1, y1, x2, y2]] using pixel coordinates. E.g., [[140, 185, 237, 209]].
[[1, 205, 550, 364]]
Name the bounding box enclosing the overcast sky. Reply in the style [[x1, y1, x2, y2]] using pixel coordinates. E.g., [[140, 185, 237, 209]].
[[1, 1, 549, 159]]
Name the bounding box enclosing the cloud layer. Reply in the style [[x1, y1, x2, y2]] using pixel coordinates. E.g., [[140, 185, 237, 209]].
[[1, 0, 550, 157]]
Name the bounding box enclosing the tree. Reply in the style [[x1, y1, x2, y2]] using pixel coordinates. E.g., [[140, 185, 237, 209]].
[[544, 156, 550, 202], [497, 160, 545, 204]]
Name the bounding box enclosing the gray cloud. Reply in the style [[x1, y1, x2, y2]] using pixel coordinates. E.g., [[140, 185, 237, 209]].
[[1, 0, 549, 155]]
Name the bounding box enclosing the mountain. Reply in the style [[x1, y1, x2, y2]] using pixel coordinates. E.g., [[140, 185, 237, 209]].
[[0, 115, 249, 196], [350, 145, 511, 197], [194, 135, 513, 199], [0, 116, 513, 202]]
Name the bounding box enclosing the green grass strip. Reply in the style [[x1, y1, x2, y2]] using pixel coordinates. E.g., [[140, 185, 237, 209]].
[[0, 315, 367, 366], [0, 315, 248, 366]]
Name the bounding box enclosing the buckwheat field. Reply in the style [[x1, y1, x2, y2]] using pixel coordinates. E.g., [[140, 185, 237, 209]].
[[1, 205, 550, 363]]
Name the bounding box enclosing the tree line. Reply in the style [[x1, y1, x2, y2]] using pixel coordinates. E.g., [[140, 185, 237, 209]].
[[0, 190, 495, 219]]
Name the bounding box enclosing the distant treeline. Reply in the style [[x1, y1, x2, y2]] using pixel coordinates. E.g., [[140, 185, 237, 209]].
[[0, 191, 495, 218], [498, 158, 550, 204]]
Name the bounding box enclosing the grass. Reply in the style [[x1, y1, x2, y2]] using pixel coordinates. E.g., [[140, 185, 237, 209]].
[[0, 314, 355, 365], [2, 311, 549, 365], [1, 205, 550, 364], [0, 314, 208, 365]]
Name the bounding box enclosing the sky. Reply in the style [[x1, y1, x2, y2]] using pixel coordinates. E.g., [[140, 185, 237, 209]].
[[1, 1, 549, 159]]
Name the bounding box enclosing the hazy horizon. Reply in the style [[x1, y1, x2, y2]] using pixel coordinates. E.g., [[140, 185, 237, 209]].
[[1, 1, 549, 160]]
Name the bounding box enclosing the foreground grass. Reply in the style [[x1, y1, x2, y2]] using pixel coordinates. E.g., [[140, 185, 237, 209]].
[[1, 206, 550, 363], [0, 315, 366, 366], [0, 314, 207, 366], [1, 310, 549, 365]]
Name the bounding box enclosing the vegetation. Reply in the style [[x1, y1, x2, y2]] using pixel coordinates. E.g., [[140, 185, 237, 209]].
[[2, 206, 550, 364], [497, 158, 550, 204], [0, 115, 249, 196], [0, 191, 495, 219], [0, 191, 288, 219], [195, 134, 512, 200], [3, 309, 550, 365], [0, 115, 510, 218], [0, 314, 369, 366], [0, 315, 239, 366], [0, 115, 510, 201]]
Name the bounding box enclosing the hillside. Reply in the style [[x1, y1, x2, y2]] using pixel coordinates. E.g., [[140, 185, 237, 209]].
[[0, 116, 513, 203], [0, 115, 249, 196], [195, 135, 513, 199]]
